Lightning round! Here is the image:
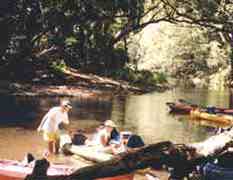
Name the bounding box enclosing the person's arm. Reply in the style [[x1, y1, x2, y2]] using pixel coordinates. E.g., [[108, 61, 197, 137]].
[[59, 113, 70, 132], [100, 135, 107, 146], [100, 132, 111, 146], [62, 113, 69, 124]]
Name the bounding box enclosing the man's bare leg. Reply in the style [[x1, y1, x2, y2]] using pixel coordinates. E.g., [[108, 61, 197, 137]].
[[55, 138, 60, 154], [48, 141, 54, 154]]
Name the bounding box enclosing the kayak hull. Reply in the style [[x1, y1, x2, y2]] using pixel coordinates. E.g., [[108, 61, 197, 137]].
[[166, 99, 233, 115], [0, 160, 134, 180], [190, 109, 233, 124], [166, 102, 193, 114]]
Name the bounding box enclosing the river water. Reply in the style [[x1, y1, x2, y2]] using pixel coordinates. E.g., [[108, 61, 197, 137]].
[[0, 88, 231, 163]]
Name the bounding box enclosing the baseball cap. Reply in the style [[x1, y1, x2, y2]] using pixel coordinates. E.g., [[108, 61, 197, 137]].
[[61, 100, 72, 109]]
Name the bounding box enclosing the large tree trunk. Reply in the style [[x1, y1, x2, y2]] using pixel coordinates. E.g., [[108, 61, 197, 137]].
[[63, 68, 144, 93], [188, 129, 233, 156], [223, 32, 233, 86], [230, 45, 233, 85], [230, 89, 233, 108], [26, 141, 174, 180], [26, 130, 233, 180]]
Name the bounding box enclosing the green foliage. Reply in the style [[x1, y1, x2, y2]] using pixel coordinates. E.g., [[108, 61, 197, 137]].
[[49, 61, 67, 77], [1, 0, 233, 85], [154, 72, 168, 84], [132, 70, 168, 85], [0, 0, 147, 77], [113, 68, 133, 80], [65, 37, 78, 46], [113, 67, 167, 86], [128, 21, 230, 86]]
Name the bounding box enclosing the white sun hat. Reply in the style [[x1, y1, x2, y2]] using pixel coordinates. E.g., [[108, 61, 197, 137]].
[[61, 100, 72, 109], [104, 120, 117, 128]]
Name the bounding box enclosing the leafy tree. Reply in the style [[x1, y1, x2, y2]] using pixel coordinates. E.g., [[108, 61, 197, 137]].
[[1, 0, 233, 83], [0, 0, 174, 80], [158, 0, 233, 82]]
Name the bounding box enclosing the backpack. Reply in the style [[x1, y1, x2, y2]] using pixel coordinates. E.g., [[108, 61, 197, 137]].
[[127, 134, 145, 148]]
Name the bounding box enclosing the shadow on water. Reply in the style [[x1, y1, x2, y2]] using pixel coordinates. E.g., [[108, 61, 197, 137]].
[[0, 87, 232, 159], [0, 95, 112, 129], [0, 96, 38, 127]]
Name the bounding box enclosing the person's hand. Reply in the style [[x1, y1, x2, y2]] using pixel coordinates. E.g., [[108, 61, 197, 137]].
[[37, 127, 41, 132], [110, 143, 120, 148], [68, 130, 75, 138]]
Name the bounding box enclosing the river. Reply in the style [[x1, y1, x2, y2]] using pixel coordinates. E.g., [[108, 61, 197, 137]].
[[0, 88, 231, 164]]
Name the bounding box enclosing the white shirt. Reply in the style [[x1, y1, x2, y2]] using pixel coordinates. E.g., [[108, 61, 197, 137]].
[[88, 128, 110, 147], [37, 106, 69, 133]]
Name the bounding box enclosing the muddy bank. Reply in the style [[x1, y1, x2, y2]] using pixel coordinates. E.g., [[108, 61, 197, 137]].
[[0, 68, 170, 102], [0, 83, 114, 103]]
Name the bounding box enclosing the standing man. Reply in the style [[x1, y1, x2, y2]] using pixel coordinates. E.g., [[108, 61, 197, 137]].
[[37, 100, 72, 156]]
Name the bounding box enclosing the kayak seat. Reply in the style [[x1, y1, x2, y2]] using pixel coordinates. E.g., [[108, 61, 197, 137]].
[[127, 135, 145, 148], [206, 106, 216, 114], [72, 133, 88, 145]]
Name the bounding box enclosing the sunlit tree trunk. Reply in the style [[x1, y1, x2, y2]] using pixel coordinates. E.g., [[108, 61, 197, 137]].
[[230, 45, 233, 85], [229, 89, 233, 108], [227, 32, 233, 108], [226, 33, 233, 84], [222, 32, 233, 87]]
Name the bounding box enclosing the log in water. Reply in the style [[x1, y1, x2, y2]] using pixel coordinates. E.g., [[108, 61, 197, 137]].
[[26, 129, 233, 180]]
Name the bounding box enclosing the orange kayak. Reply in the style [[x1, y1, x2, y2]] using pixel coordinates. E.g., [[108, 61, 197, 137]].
[[0, 160, 134, 180], [190, 109, 233, 124]]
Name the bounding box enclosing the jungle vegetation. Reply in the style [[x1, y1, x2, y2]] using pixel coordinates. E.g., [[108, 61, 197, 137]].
[[0, 0, 233, 87]]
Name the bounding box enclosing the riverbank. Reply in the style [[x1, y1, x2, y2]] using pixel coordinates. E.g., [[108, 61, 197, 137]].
[[0, 68, 170, 100]]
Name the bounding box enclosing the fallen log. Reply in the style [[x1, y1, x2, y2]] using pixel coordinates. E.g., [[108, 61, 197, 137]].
[[188, 129, 233, 156], [26, 141, 174, 180], [26, 129, 233, 180], [63, 68, 144, 94]]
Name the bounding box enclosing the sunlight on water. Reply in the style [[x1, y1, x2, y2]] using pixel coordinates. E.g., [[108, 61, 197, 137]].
[[0, 88, 231, 160]]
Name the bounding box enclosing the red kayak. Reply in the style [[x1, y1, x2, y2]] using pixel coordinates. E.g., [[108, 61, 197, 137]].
[[0, 159, 75, 180], [166, 102, 195, 114], [166, 99, 233, 115], [0, 160, 134, 180]]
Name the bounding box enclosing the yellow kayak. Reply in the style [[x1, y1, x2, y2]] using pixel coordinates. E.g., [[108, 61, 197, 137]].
[[190, 109, 233, 124]]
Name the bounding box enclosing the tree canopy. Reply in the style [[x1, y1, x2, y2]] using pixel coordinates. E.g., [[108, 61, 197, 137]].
[[1, 0, 233, 83]]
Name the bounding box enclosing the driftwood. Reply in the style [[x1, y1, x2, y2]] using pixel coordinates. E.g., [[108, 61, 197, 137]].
[[189, 129, 233, 156], [26, 141, 174, 180], [26, 130, 233, 180], [63, 68, 144, 93]]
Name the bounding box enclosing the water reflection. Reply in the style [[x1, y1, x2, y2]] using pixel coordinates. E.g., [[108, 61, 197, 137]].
[[111, 88, 231, 144], [0, 96, 38, 127], [0, 96, 112, 128], [0, 88, 231, 160]]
